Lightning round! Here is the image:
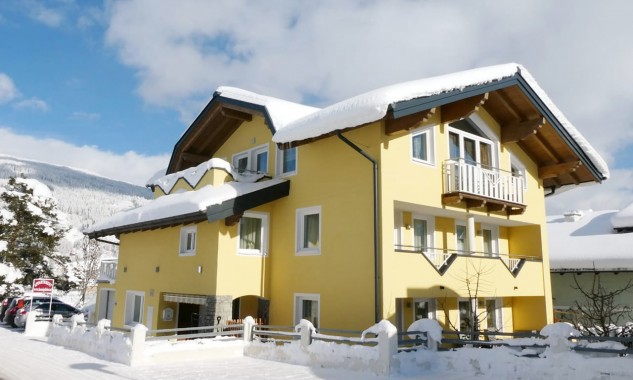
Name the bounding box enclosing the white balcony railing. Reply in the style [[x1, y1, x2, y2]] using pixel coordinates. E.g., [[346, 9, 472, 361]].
[[443, 159, 525, 205], [97, 259, 118, 283]]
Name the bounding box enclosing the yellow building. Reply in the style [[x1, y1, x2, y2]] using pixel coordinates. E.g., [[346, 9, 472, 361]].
[[87, 63, 608, 334]]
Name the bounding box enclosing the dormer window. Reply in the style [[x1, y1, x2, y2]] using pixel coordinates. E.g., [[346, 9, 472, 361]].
[[232, 144, 269, 174]]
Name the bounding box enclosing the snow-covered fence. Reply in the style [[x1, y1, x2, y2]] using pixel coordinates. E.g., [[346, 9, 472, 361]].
[[244, 319, 398, 376]]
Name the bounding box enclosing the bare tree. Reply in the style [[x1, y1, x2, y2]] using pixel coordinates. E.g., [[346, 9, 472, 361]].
[[72, 235, 103, 307], [566, 274, 633, 337]]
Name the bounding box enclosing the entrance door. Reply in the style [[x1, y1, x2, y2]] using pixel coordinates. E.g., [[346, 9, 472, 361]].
[[177, 303, 200, 333]]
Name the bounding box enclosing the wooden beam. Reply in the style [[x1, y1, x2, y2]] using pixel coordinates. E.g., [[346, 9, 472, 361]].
[[441, 93, 489, 124], [466, 199, 487, 209], [224, 214, 243, 227], [442, 194, 463, 205], [181, 152, 209, 164], [501, 117, 546, 143], [538, 161, 581, 179], [221, 107, 253, 122], [385, 108, 436, 135]]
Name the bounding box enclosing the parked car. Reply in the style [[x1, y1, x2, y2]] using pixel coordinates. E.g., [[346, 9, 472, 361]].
[[3, 296, 60, 328], [14, 301, 82, 328], [0, 296, 16, 321]]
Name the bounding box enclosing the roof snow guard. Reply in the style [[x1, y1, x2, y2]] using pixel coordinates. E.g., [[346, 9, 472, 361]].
[[85, 179, 290, 238]]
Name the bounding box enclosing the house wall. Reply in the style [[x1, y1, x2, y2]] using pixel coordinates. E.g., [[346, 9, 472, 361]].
[[552, 272, 633, 316]]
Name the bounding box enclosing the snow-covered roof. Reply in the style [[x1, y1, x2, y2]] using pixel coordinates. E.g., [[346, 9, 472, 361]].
[[215, 86, 320, 131], [85, 178, 287, 237], [267, 63, 607, 180], [610, 202, 633, 229], [547, 209, 633, 271]]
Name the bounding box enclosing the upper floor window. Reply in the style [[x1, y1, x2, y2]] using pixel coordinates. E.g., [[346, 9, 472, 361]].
[[481, 224, 499, 256], [448, 118, 495, 168], [277, 146, 297, 176], [238, 212, 269, 256], [413, 215, 435, 250], [179, 226, 197, 256], [296, 206, 321, 255], [233, 144, 269, 174], [455, 222, 468, 253], [411, 126, 435, 166], [510, 155, 527, 190]]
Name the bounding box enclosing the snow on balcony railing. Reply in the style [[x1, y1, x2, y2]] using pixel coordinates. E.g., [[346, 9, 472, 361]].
[[98, 259, 118, 283], [443, 159, 525, 205]]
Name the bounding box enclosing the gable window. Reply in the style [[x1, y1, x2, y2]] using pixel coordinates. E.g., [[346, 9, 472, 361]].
[[277, 146, 297, 176], [296, 206, 321, 255], [411, 126, 435, 165], [179, 226, 197, 256], [448, 118, 496, 168], [238, 212, 269, 256], [294, 293, 320, 328], [232, 144, 269, 174], [124, 291, 144, 326]]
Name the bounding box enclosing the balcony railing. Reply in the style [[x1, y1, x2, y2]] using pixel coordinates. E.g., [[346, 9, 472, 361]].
[[394, 245, 537, 276], [97, 259, 118, 283], [442, 159, 525, 214]]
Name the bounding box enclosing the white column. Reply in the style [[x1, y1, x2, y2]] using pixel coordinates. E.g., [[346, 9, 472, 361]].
[[467, 215, 475, 254]]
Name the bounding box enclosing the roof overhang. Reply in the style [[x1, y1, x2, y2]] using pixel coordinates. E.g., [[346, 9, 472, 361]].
[[386, 75, 606, 189], [167, 94, 276, 174]]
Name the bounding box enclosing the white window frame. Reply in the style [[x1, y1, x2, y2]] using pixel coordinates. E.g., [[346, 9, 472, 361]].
[[124, 290, 145, 327], [97, 288, 115, 322], [411, 125, 435, 166], [394, 210, 403, 249], [412, 298, 436, 321], [296, 206, 322, 255], [179, 226, 197, 256], [510, 154, 528, 190], [447, 115, 499, 168], [294, 293, 320, 328], [232, 143, 269, 174], [237, 211, 270, 256], [457, 297, 475, 332], [412, 214, 435, 250], [485, 298, 504, 332], [276, 146, 298, 177], [481, 224, 499, 256], [455, 221, 468, 253]]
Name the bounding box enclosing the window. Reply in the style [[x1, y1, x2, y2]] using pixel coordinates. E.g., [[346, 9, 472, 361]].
[[448, 118, 496, 168], [179, 226, 197, 256], [294, 293, 320, 328], [511, 155, 527, 190], [411, 126, 434, 165], [455, 223, 468, 253], [412, 214, 435, 251], [413, 298, 436, 320], [486, 298, 503, 331], [238, 212, 269, 256], [296, 206, 321, 255], [232, 144, 269, 174], [458, 299, 473, 331], [277, 146, 297, 176], [124, 291, 144, 326], [481, 225, 498, 256], [98, 289, 115, 321]]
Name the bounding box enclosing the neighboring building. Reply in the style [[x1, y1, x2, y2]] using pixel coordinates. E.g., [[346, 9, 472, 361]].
[[548, 207, 633, 321], [86, 63, 608, 334]]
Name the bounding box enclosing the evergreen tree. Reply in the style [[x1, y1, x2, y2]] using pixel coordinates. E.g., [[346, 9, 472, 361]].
[[0, 176, 74, 297]]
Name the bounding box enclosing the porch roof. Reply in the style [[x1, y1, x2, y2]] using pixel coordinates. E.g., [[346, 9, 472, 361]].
[[84, 178, 289, 238]]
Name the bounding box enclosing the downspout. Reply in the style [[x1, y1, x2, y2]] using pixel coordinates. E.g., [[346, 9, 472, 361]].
[[336, 131, 380, 323]]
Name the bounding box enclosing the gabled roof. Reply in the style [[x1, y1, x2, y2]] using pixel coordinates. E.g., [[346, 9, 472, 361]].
[[167, 63, 608, 189], [547, 209, 633, 272]]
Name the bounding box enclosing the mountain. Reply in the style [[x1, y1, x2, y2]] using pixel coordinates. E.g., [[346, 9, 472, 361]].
[[0, 155, 152, 250]]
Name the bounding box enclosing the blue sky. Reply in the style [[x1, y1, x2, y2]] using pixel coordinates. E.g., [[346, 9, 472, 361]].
[[1, 0, 633, 214]]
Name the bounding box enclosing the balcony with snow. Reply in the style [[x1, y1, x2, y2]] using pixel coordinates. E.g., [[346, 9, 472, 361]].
[[442, 159, 526, 215], [97, 258, 118, 284]]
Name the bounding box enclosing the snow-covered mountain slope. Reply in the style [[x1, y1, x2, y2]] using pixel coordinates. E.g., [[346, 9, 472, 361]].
[[0, 154, 152, 248]]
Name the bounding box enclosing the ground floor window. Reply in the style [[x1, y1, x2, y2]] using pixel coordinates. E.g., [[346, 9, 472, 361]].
[[294, 293, 320, 328], [413, 298, 436, 320], [124, 291, 144, 326], [485, 298, 503, 331], [458, 299, 473, 331], [97, 288, 115, 322]]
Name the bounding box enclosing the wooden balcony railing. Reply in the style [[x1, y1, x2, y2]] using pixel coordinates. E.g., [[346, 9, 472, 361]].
[[442, 159, 526, 215]]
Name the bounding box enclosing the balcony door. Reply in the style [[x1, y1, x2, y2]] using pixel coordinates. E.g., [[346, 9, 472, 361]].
[[448, 119, 495, 168]]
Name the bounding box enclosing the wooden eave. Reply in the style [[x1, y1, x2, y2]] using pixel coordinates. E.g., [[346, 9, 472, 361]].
[[388, 75, 606, 189], [166, 95, 275, 174], [442, 192, 526, 216]]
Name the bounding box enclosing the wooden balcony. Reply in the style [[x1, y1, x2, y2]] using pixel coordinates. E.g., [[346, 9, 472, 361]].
[[442, 159, 526, 215]]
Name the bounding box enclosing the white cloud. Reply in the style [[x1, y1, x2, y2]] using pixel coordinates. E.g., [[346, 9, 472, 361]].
[[26, 0, 65, 27], [0, 73, 20, 104], [0, 127, 169, 186], [14, 97, 49, 111]]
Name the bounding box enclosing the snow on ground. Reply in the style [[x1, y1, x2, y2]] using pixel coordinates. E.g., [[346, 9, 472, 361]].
[[2, 323, 633, 380]]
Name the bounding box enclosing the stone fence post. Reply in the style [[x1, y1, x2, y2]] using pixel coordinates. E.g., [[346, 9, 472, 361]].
[[299, 324, 312, 349], [128, 324, 148, 366], [377, 322, 398, 376], [243, 316, 255, 342]]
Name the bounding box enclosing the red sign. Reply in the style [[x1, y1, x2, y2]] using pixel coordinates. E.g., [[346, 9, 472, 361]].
[[32, 278, 54, 294]]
